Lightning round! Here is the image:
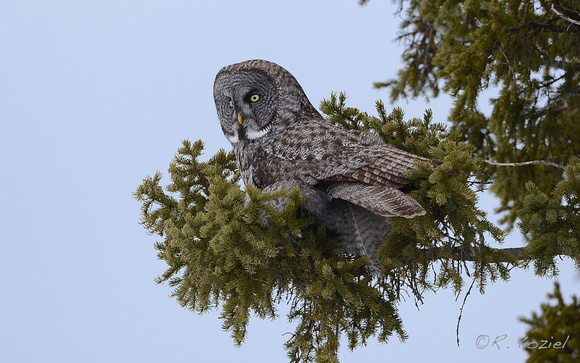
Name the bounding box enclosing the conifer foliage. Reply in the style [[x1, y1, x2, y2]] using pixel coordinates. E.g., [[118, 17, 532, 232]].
[[366, 0, 580, 228], [135, 1, 580, 361], [519, 282, 579, 362], [135, 94, 545, 362]]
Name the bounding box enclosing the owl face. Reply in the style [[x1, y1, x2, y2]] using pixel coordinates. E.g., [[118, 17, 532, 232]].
[[213, 70, 279, 144]]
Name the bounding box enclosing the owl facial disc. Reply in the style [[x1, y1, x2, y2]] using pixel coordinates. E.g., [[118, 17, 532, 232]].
[[214, 65, 280, 144]]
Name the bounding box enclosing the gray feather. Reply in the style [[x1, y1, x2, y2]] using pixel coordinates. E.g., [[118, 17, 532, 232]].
[[328, 182, 426, 218], [213, 59, 433, 276], [261, 181, 391, 275]]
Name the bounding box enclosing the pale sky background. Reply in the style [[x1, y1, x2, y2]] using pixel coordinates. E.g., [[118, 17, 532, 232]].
[[1, 1, 577, 362]]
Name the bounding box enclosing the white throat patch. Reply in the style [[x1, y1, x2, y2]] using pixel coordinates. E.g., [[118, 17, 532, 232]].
[[246, 127, 271, 140], [246, 123, 273, 140]]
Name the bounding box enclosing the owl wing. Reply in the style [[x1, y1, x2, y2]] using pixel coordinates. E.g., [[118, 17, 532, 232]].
[[327, 183, 425, 218], [255, 120, 431, 218]]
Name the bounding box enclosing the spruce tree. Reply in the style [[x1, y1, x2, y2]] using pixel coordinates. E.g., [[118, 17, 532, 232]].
[[519, 282, 579, 362], [135, 1, 579, 361], [366, 0, 580, 229]]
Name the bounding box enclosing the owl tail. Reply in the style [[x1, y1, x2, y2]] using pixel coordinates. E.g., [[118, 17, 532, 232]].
[[325, 199, 392, 276], [260, 181, 393, 276]]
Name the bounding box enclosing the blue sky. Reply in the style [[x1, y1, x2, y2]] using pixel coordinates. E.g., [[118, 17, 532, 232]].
[[1, 1, 577, 362]]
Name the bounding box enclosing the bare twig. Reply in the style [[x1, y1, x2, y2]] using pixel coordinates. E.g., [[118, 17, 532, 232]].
[[485, 159, 566, 170], [456, 278, 476, 346], [499, 45, 516, 80], [552, 1, 580, 26]]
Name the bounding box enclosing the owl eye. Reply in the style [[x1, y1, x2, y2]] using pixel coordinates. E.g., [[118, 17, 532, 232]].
[[249, 94, 260, 102], [228, 100, 234, 108]]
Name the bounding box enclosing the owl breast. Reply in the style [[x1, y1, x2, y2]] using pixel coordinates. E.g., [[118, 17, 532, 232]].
[[233, 139, 260, 186]]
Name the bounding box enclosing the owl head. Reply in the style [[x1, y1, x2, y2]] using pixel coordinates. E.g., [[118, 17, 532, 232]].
[[213, 59, 320, 144]]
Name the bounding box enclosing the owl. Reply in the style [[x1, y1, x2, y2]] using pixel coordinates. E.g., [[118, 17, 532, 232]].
[[213, 59, 431, 275]]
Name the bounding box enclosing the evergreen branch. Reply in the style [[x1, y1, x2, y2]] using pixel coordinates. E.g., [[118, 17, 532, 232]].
[[534, 44, 580, 71], [519, 99, 570, 122], [485, 160, 567, 170], [543, 59, 580, 71], [421, 246, 528, 262], [508, 20, 565, 34]]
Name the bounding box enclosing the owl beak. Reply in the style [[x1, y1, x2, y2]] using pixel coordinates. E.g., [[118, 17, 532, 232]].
[[237, 112, 244, 125]]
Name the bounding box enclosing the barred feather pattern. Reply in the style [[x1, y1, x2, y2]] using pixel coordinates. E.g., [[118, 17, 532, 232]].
[[213, 59, 432, 275]]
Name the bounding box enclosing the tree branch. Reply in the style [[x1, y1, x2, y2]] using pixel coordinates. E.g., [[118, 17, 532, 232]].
[[552, 1, 580, 26], [485, 159, 567, 170], [424, 246, 528, 262], [456, 278, 476, 346]]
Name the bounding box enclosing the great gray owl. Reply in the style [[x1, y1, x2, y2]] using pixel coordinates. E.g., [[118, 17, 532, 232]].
[[213, 59, 431, 275]]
